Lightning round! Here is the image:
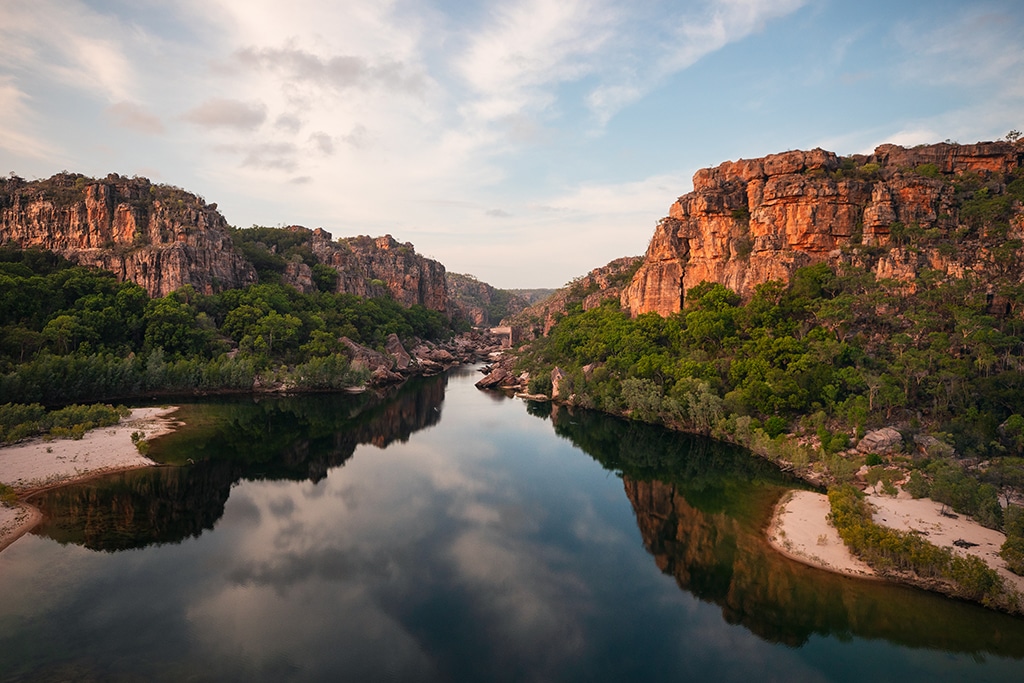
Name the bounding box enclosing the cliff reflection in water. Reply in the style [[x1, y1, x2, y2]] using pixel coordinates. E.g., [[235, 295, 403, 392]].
[[545, 404, 1024, 658], [31, 375, 447, 552]]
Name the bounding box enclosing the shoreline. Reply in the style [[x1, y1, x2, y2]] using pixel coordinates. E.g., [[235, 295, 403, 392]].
[[766, 488, 1024, 598], [0, 406, 180, 553]]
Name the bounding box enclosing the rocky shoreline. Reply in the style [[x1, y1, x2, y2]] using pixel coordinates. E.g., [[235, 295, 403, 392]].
[[344, 329, 509, 387]]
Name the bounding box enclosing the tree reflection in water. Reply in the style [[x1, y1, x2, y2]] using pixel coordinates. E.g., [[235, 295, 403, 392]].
[[544, 402, 1024, 658], [31, 374, 447, 551]]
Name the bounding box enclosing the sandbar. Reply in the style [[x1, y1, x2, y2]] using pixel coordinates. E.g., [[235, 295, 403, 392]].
[[0, 406, 179, 552], [767, 488, 1024, 595], [767, 490, 877, 579]]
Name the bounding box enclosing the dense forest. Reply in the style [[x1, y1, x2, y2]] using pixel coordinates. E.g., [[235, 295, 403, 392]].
[[0, 247, 453, 404]]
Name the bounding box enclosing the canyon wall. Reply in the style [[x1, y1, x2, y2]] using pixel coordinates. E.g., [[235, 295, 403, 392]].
[[0, 174, 451, 311], [280, 228, 449, 312], [0, 173, 256, 297], [622, 142, 1024, 316]]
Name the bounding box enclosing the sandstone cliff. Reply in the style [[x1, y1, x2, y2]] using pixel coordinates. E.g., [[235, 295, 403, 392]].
[[0, 173, 256, 297], [622, 141, 1024, 316], [259, 226, 449, 312]]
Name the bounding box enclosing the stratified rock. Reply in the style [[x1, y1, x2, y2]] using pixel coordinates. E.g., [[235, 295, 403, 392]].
[[0, 173, 256, 297], [621, 141, 1024, 316], [305, 230, 448, 312], [385, 333, 414, 371], [857, 427, 904, 455], [283, 260, 316, 294], [913, 434, 955, 459]]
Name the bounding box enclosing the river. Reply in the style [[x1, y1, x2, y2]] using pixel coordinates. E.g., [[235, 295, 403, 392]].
[[1, 366, 1022, 682]]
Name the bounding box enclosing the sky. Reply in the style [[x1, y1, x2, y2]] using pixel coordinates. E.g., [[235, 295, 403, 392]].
[[1, 1, 1022, 289]]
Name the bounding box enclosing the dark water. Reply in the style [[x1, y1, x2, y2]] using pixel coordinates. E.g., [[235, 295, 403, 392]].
[[1, 366, 1023, 682]]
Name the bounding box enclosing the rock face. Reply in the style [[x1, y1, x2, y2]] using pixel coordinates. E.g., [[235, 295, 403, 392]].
[[622, 142, 1024, 316], [285, 228, 448, 312], [0, 173, 256, 297]]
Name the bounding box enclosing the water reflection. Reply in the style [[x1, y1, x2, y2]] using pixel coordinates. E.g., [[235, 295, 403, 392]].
[[31, 375, 447, 551], [9, 369, 1024, 682], [546, 404, 1024, 657]]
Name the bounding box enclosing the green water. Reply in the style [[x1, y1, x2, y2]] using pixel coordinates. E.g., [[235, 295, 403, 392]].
[[0, 366, 1022, 682]]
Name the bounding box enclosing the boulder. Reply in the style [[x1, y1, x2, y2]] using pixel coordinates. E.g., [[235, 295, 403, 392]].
[[340, 336, 391, 373], [385, 333, 414, 371], [857, 427, 903, 455], [475, 366, 509, 389]]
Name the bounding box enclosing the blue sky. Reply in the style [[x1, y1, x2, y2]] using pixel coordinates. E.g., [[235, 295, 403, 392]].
[[1, 0, 1022, 288]]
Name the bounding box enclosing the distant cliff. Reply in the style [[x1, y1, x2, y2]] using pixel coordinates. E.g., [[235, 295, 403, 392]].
[[445, 272, 532, 326], [235, 226, 449, 312], [505, 256, 642, 337], [0, 173, 256, 297], [622, 141, 1024, 316], [0, 174, 452, 311]]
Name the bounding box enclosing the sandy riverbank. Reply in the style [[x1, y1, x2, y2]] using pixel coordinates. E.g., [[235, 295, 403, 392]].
[[0, 406, 179, 552], [767, 488, 1024, 596]]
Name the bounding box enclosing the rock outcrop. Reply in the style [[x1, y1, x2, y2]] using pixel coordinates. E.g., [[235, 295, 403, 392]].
[[0, 173, 256, 297], [622, 141, 1024, 316], [303, 229, 448, 311]]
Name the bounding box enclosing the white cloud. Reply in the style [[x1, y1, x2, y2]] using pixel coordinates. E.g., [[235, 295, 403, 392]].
[[455, 0, 618, 122], [0, 0, 138, 102]]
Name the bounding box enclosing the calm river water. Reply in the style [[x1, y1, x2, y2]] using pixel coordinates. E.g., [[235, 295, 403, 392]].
[[1, 366, 1023, 682]]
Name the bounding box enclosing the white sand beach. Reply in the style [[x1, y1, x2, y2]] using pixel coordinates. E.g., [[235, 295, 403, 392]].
[[767, 488, 1024, 595], [0, 406, 179, 552], [767, 490, 877, 579]]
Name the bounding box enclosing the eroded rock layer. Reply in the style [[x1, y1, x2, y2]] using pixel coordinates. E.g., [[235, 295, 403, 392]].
[[0, 173, 256, 297], [622, 142, 1024, 316]]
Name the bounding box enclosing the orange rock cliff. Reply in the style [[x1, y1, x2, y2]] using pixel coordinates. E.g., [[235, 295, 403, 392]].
[[0, 173, 256, 297], [621, 141, 1024, 317], [0, 174, 450, 312]]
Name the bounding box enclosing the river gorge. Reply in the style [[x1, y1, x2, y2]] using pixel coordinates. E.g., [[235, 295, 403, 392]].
[[1, 366, 1023, 682]]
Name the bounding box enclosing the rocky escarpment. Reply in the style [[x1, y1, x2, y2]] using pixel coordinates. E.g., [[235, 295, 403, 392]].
[[622, 141, 1024, 316], [504, 256, 643, 338], [0, 173, 256, 297], [250, 226, 448, 312]]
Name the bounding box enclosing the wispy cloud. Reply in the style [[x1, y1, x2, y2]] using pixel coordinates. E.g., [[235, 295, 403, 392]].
[[588, 0, 809, 124], [0, 77, 58, 160], [0, 0, 137, 102]]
